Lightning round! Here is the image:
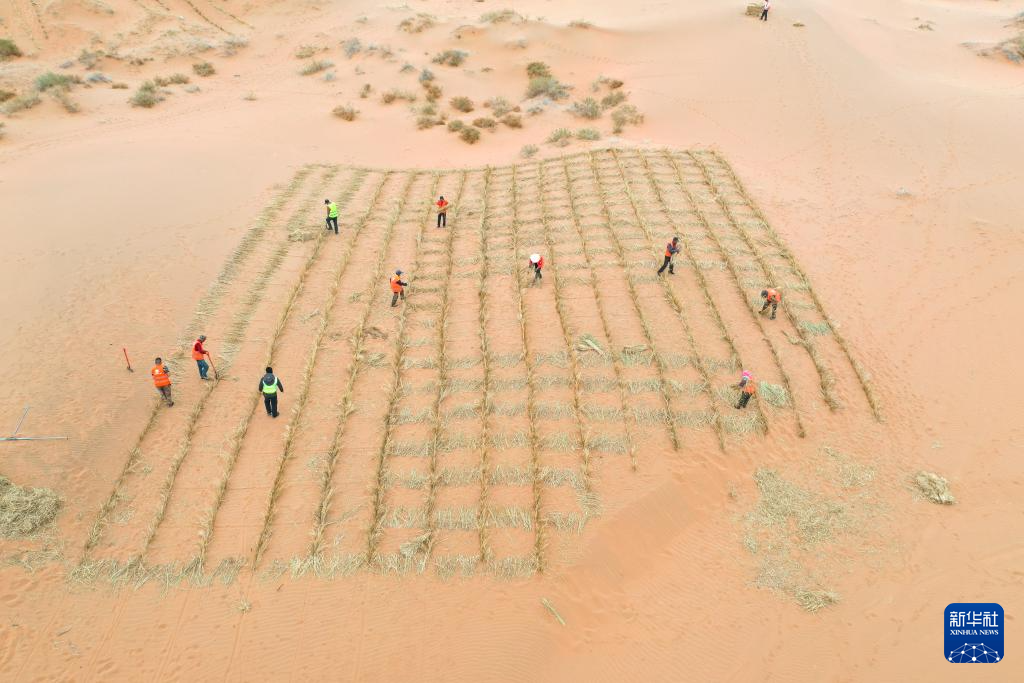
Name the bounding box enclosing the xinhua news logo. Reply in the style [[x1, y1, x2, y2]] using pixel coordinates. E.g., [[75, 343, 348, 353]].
[[945, 603, 1003, 663]]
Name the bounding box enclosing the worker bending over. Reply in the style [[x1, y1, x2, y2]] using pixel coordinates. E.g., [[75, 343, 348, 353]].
[[735, 370, 756, 409], [760, 288, 781, 320], [658, 236, 680, 276], [151, 357, 174, 407], [259, 366, 284, 418], [192, 334, 211, 380], [390, 269, 408, 307], [529, 253, 544, 286]]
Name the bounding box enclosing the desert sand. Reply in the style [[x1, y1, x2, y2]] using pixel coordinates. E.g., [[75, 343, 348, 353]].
[[1, 0, 1023, 680]]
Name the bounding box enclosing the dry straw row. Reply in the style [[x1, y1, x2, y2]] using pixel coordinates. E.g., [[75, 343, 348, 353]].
[[606, 148, 728, 449], [78, 165, 332, 563], [705, 150, 881, 421], [583, 151, 682, 451], [660, 150, 807, 437], [366, 173, 442, 571], [304, 171, 414, 575], [687, 151, 841, 411]]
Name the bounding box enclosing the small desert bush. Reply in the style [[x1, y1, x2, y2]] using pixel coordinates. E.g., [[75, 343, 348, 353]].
[[221, 35, 249, 56], [570, 97, 601, 119], [601, 90, 627, 108], [192, 61, 215, 77], [154, 73, 190, 86], [1, 92, 39, 114], [460, 126, 481, 144], [0, 90, 15, 103], [398, 13, 436, 34], [0, 122, 5, 139], [450, 96, 474, 112], [485, 96, 513, 116], [111, 82, 129, 90], [526, 76, 569, 100], [447, 119, 465, 132], [359, 83, 372, 98], [382, 89, 417, 104], [481, 9, 523, 24], [611, 104, 644, 133], [400, 63, 415, 73], [130, 81, 161, 108], [502, 113, 522, 128], [35, 72, 80, 92], [51, 89, 80, 113], [77, 49, 103, 69], [569, 20, 593, 29], [520, 144, 539, 158], [433, 50, 468, 67], [333, 104, 358, 120], [342, 38, 362, 58], [0, 39, 21, 60], [526, 61, 551, 78], [473, 117, 496, 129], [294, 45, 319, 59], [417, 115, 443, 129], [300, 60, 333, 75], [576, 128, 600, 140], [423, 83, 442, 101], [419, 68, 435, 83], [547, 128, 573, 146]]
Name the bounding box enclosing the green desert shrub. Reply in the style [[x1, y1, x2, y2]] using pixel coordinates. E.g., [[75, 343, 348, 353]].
[[600, 90, 626, 109], [154, 73, 190, 86], [193, 61, 216, 77], [520, 144, 539, 158], [460, 126, 481, 144], [480, 10, 523, 24], [447, 119, 465, 132], [526, 76, 568, 100], [382, 89, 417, 104], [570, 97, 601, 119], [473, 117, 496, 129], [418, 68, 435, 83], [294, 45, 319, 59], [0, 39, 21, 60], [547, 128, 573, 147], [576, 128, 600, 140], [2, 93, 41, 114], [130, 81, 161, 108], [35, 72, 80, 92], [485, 96, 513, 116], [398, 13, 436, 34], [526, 61, 551, 78]]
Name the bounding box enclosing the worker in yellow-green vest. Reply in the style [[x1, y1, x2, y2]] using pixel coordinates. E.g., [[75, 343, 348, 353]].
[[324, 198, 339, 234], [259, 366, 284, 418]]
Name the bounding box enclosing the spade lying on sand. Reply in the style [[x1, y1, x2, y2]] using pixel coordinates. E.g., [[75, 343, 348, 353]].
[[0, 475, 62, 538]]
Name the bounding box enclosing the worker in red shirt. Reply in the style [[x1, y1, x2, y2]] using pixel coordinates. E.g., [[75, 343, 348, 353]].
[[760, 288, 781, 320], [192, 334, 211, 380], [151, 357, 174, 407], [436, 195, 449, 228], [390, 269, 408, 307], [528, 253, 544, 287], [657, 236, 680, 276]]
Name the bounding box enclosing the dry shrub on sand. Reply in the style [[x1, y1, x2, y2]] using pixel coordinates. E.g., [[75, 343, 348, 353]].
[[526, 76, 569, 100], [502, 113, 522, 128], [460, 127, 481, 144], [611, 104, 644, 133], [570, 97, 601, 119], [480, 9, 523, 24], [398, 13, 436, 34], [520, 144, 538, 158], [914, 471, 955, 505], [433, 50, 468, 67], [2, 93, 40, 114], [447, 119, 465, 132], [526, 61, 551, 78], [300, 59, 333, 76], [333, 105, 358, 121], [472, 117, 496, 129], [0, 475, 62, 538], [450, 96, 474, 112], [193, 61, 215, 77]]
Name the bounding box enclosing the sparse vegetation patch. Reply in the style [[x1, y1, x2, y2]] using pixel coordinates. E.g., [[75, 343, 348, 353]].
[[300, 60, 333, 76], [0, 39, 21, 60], [450, 96, 474, 112], [432, 50, 468, 67], [333, 105, 358, 121]]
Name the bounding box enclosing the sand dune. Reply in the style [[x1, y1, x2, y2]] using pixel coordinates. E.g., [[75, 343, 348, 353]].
[[1, 0, 1023, 680]]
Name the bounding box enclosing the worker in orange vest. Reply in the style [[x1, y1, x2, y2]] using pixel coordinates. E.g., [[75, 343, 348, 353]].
[[528, 253, 544, 286], [735, 370, 756, 409], [657, 236, 680, 275], [436, 195, 449, 228], [390, 269, 408, 307], [192, 334, 211, 380], [151, 357, 174, 407], [760, 288, 781, 320]]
